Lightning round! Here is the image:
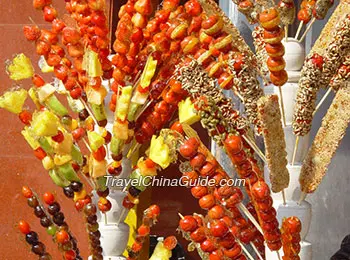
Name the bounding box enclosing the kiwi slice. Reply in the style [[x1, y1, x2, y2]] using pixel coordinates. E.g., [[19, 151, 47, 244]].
[[90, 103, 106, 122], [129, 169, 151, 191], [71, 144, 83, 165], [49, 169, 70, 187], [38, 137, 54, 155], [57, 163, 80, 182], [46, 95, 69, 117], [110, 137, 125, 156]]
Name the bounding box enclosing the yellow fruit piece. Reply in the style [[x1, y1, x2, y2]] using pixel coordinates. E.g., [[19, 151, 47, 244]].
[[71, 119, 78, 130], [28, 87, 41, 109], [178, 97, 200, 125], [37, 84, 56, 103], [149, 135, 171, 169], [137, 158, 157, 176], [53, 133, 73, 155], [113, 121, 129, 140], [42, 156, 55, 170], [21, 126, 40, 150], [0, 88, 27, 114], [83, 49, 103, 77], [38, 56, 54, 73], [74, 189, 87, 202], [116, 85, 133, 121], [31, 110, 60, 136], [54, 155, 72, 166], [87, 131, 105, 151], [86, 85, 107, 105], [89, 156, 107, 178], [140, 56, 157, 88], [6, 53, 34, 80], [149, 241, 172, 260]]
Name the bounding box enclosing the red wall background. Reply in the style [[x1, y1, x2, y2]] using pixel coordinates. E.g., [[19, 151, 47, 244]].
[[0, 1, 205, 259]]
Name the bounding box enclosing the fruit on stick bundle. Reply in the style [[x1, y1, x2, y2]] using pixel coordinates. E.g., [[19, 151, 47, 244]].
[[18, 220, 52, 260], [178, 213, 247, 259], [127, 204, 161, 260], [259, 7, 288, 87], [278, 0, 295, 26], [257, 95, 289, 193], [251, 181, 282, 251], [299, 83, 350, 194], [297, 0, 316, 24], [149, 236, 178, 260], [293, 14, 350, 137], [329, 55, 350, 91], [281, 217, 302, 260], [21, 187, 83, 259]]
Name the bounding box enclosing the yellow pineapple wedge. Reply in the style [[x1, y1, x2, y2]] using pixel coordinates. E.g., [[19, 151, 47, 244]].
[[6, 53, 34, 80], [149, 240, 172, 260], [0, 88, 27, 114], [178, 97, 200, 125], [149, 135, 171, 169], [31, 110, 60, 136]]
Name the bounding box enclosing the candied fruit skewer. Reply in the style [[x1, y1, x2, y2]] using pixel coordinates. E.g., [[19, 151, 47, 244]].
[[18, 220, 53, 260], [21, 186, 82, 259], [127, 205, 161, 259], [281, 217, 302, 259]]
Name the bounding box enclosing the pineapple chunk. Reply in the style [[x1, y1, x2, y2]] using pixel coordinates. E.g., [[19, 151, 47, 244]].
[[149, 135, 171, 169], [140, 55, 157, 88], [89, 156, 107, 178], [54, 154, 72, 166], [37, 83, 56, 103], [67, 95, 85, 112], [87, 131, 105, 151], [83, 49, 103, 77], [6, 53, 34, 80], [86, 85, 107, 105], [116, 85, 133, 121], [42, 156, 55, 170], [53, 133, 73, 155], [38, 55, 54, 73], [131, 91, 148, 105], [31, 110, 60, 136], [178, 97, 200, 125], [149, 241, 172, 260], [28, 87, 41, 109], [113, 121, 129, 140], [0, 88, 27, 114], [21, 126, 40, 150], [137, 157, 157, 176]]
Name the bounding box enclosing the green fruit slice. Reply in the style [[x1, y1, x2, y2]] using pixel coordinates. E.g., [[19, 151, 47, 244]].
[[46, 95, 69, 117], [90, 103, 106, 122], [110, 137, 124, 156], [38, 137, 54, 155], [71, 144, 83, 165], [57, 163, 80, 182], [87, 131, 105, 151], [49, 169, 70, 187]]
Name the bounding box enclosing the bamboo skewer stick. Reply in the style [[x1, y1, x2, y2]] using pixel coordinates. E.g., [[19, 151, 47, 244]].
[[116, 208, 127, 226], [277, 250, 282, 260], [238, 240, 255, 260], [294, 21, 304, 40], [291, 88, 332, 166], [104, 213, 108, 225], [278, 86, 287, 127], [250, 242, 264, 260], [291, 136, 300, 166], [242, 135, 267, 164], [285, 25, 288, 42], [313, 87, 333, 116], [282, 190, 287, 205], [298, 17, 316, 42], [238, 203, 263, 235]]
